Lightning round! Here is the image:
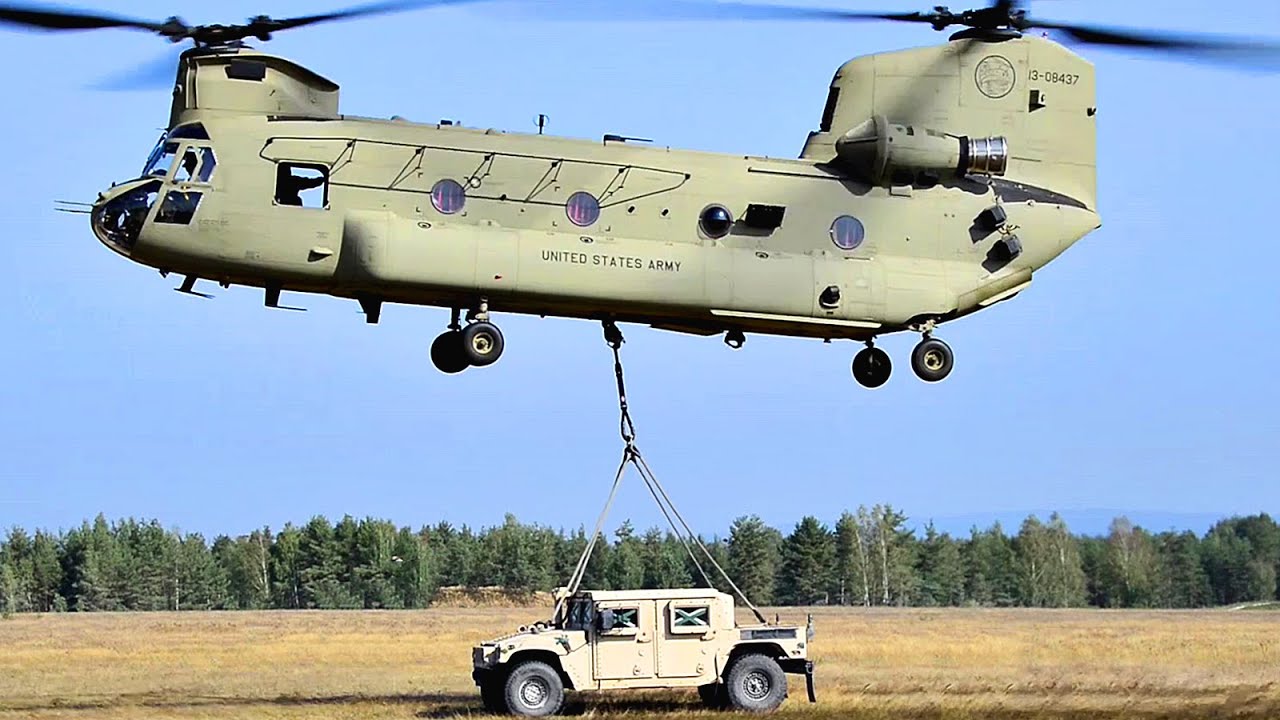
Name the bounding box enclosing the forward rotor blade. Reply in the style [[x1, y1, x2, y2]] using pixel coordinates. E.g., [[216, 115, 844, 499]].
[[88, 46, 182, 91], [262, 0, 495, 32], [1029, 18, 1280, 69], [0, 2, 170, 33]]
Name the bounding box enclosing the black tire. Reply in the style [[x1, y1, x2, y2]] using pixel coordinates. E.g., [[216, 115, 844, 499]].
[[698, 682, 728, 709], [725, 654, 787, 713], [480, 672, 506, 713], [461, 322, 505, 367], [430, 330, 469, 374], [851, 346, 891, 389], [911, 337, 954, 383], [503, 660, 564, 717]]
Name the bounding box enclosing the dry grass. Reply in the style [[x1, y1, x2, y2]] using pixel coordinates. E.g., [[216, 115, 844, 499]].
[[1, 607, 1277, 719]]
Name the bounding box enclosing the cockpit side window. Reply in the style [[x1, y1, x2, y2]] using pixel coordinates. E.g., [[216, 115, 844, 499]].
[[155, 190, 202, 225], [275, 163, 329, 209], [175, 148, 200, 183], [197, 148, 217, 183]]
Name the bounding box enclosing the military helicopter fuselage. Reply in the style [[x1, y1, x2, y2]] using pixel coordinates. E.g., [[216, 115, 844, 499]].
[[91, 33, 1101, 385]]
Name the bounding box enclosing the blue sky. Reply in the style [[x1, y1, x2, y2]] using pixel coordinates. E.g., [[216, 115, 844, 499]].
[[1, 0, 1278, 542]]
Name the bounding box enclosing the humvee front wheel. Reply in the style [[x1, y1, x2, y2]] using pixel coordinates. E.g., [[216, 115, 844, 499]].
[[503, 660, 564, 717], [725, 654, 787, 712]]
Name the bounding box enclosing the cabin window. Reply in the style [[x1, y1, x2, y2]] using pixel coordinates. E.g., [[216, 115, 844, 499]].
[[566, 191, 600, 227], [174, 148, 200, 183], [155, 191, 202, 225], [670, 604, 711, 634], [275, 163, 329, 209], [432, 178, 466, 214], [831, 215, 865, 250]]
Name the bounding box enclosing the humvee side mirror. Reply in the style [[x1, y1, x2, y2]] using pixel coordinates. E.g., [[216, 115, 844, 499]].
[[597, 609, 616, 632]]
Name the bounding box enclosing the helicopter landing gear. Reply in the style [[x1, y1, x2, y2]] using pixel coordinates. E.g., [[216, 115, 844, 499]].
[[724, 329, 746, 349], [911, 335, 954, 383], [852, 342, 892, 389], [431, 303, 505, 373]]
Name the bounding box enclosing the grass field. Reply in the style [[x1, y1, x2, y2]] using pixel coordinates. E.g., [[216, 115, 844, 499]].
[[2, 606, 1278, 719]]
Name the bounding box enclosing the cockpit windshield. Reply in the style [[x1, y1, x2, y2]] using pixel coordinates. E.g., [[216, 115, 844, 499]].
[[140, 124, 210, 179], [143, 139, 179, 178]]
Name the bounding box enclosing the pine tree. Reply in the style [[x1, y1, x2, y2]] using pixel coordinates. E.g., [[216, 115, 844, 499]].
[[965, 522, 1018, 606], [777, 517, 835, 606], [640, 528, 691, 589], [918, 523, 965, 606], [607, 521, 645, 591], [271, 523, 304, 609], [727, 516, 780, 605]]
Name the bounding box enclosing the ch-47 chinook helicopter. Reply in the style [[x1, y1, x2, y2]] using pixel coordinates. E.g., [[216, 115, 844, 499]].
[[5, 1, 1278, 387]]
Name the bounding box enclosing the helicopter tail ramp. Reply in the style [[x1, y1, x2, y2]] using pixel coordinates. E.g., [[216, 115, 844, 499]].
[[800, 35, 1097, 210]]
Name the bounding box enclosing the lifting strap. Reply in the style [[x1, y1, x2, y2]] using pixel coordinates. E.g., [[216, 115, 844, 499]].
[[554, 321, 768, 626]]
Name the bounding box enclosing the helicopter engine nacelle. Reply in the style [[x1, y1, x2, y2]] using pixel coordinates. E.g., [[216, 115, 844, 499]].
[[835, 115, 1007, 186]]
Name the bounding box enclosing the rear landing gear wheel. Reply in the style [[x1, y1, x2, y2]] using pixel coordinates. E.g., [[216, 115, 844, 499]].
[[852, 346, 892, 389], [430, 330, 469, 374], [461, 322, 505, 367], [911, 337, 954, 383]]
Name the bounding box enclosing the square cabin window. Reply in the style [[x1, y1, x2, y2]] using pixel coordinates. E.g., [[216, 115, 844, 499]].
[[670, 605, 710, 634], [155, 190, 202, 225], [275, 163, 329, 209]]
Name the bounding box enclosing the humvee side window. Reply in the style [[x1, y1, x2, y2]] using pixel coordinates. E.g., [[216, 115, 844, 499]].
[[275, 163, 329, 209], [671, 605, 710, 634], [612, 608, 638, 629]]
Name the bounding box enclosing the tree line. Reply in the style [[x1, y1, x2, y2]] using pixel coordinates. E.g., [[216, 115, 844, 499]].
[[1, 508, 1277, 613]]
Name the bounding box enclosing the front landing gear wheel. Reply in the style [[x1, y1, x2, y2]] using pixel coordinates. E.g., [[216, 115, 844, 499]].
[[503, 660, 564, 717], [852, 346, 892, 389], [725, 654, 788, 712], [911, 337, 954, 383], [430, 331, 468, 374], [461, 322, 505, 367]]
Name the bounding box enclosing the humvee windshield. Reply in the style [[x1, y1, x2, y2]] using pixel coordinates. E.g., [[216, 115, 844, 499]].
[[562, 599, 594, 630]]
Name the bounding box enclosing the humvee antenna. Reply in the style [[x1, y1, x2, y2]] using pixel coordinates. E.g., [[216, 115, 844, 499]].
[[557, 321, 769, 627]]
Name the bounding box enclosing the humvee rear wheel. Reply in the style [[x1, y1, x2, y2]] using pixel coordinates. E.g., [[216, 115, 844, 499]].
[[503, 660, 564, 717], [725, 654, 787, 712]]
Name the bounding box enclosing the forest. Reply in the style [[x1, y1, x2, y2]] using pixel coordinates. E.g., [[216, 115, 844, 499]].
[[1, 508, 1277, 613]]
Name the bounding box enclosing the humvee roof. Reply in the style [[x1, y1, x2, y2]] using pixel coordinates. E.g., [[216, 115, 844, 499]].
[[573, 588, 725, 602]]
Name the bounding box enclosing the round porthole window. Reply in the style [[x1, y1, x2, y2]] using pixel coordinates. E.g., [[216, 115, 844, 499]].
[[831, 215, 865, 250], [566, 191, 600, 227], [699, 205, 733, 239], [431, 178, 466, 214]]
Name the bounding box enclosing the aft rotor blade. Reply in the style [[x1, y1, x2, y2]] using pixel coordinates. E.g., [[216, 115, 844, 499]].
[[500, 0, 930, 23], [0, 2, 171, 33], [1029, 18, 1280, 68]]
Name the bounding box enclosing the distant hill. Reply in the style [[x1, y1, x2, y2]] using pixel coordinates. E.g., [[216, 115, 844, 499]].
[[915, 509, 1231, 538]]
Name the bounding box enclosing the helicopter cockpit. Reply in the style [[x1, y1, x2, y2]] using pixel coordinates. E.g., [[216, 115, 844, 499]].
[[92, 124, 218, 254]]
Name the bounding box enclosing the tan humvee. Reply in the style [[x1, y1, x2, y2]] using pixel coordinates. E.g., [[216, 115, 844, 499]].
[[471, 588, 814, 716]]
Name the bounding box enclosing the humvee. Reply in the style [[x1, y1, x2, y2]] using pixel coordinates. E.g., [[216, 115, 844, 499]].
[[471, 587, 815, 716]]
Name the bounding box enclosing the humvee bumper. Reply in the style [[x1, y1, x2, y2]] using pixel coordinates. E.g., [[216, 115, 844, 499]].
[[778, 658, 816, 702]]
